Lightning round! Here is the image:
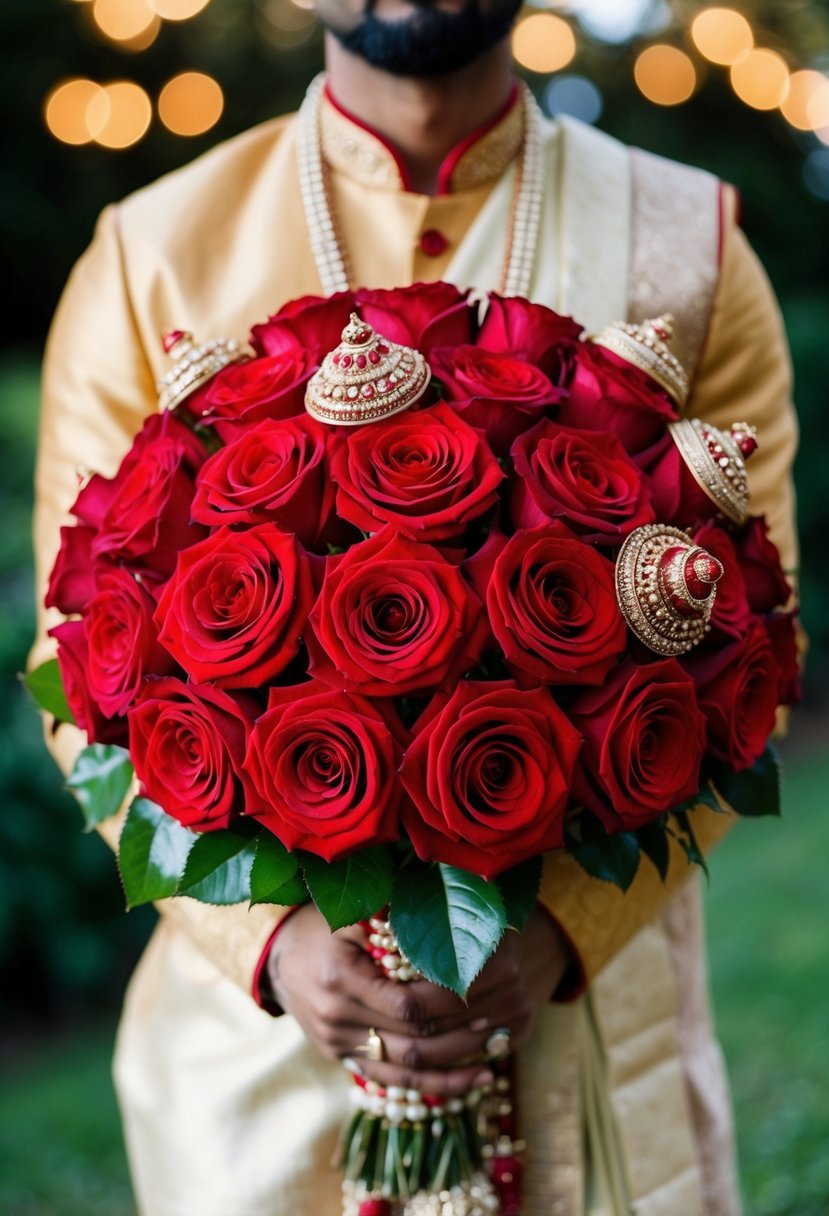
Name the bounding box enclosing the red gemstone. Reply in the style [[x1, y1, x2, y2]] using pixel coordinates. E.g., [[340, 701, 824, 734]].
[[356, 354, 367, 368], [376, 343, 388, 355], [341, 354, 352, 368], [358, 1201, 392, 1216], [162, 329, 188, 354], [332, 352, 341, 365], [369, 350, 381, 365], [362, 383, 375, 398]]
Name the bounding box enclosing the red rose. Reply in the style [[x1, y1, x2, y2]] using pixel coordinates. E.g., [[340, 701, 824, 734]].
[[128, 678, 253, 831], [251, 292, 356, 363], [191, 416, 336, 548], [476, 295, 582, 376], [569, 659, 707, 830], [731, 517, 793, 612], [330, 403, 504, 542], [90, 414, 207, 578], [400, 680, 582, 878], [191, 353, 315, 425], [308, 527, 487, 696], [684, 623, 778, 772], [50, 620, 127, 745], [244, 682, 403, 861], [155, 525, 314, 688], [511, 421, 654, 542], [86, 568, 177, 719], [558, 344, 678, 454], [429, 345, 562, 455], [480, 525, 626, 686], [355, 282, 473, 358], [693, 521, 753, 643], [766, 610, 802, 707], [45, 525, 99, 615], [644, 431, 724, 528]]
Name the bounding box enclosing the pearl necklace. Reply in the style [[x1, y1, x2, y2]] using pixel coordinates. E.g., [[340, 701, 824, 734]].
[[296, 72, 545, 299]]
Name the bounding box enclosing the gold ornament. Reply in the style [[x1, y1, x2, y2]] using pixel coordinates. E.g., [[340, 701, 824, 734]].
[[590, 314, 689, 407], [615, 524, 724, 656], [669, 418, 757, 525], [156, 329, 247, 412], [305, 313, 430, 426]]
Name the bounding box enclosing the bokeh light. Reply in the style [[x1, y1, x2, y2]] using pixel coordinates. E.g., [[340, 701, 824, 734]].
[[158, 72, 224, 136], [730, 48, 790, 111], [634, 45, 697, 107], [512, 14, 577, 74], [780, 69, 829, 132], [543, 74, 603, 125], [691, 8, 754, 66], [569, 0, 657, 46], [802, 148, 829, 201], [91, 0, 156, 41], [150, 0, 211, 19], [257, 0, 318, 49], [45, 78, 105, 146], [87, 81, 152, 148]]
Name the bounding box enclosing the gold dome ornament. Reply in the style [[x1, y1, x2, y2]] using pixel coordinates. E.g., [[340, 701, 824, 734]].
[[668, 418, 757, 525], [156, 329, 247, 412], [615, 524, 724, 656], [590, 314, 690, 408], [305, 313, 430, 426]]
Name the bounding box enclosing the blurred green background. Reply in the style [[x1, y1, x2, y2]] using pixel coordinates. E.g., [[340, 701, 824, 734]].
[[1, 2, 827, 1213]]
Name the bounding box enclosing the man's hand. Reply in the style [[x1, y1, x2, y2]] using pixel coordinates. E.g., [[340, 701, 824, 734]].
[[266, 902, 571, 1095]]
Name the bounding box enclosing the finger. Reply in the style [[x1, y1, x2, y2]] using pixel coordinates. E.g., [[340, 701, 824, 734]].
[[328, 997, 492, 1040], [356, 1057, 495, 1098], [338, 1024, 492, 1072], [335, 948, 469, 1029]]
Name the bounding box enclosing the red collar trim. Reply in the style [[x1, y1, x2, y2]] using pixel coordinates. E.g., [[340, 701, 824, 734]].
[[323, 80, 520, 196]]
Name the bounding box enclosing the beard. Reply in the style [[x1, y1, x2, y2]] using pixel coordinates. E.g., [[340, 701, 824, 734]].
[[322, 0, 523, 78]]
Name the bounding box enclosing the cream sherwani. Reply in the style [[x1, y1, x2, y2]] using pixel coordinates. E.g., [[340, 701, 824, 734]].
[[31, 85, 798, 1216]]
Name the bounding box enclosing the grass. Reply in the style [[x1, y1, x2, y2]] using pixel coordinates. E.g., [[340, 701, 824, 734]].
[[1, 731, 826, 1215], [705, 732, 829, 1216], [0, 1027, 135, 1216]]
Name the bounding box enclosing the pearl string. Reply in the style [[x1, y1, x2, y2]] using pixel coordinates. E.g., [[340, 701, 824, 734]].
[[296, 72, 545, 299]]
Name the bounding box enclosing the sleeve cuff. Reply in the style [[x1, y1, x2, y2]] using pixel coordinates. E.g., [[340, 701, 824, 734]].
[[252, 905, 302, 1014]]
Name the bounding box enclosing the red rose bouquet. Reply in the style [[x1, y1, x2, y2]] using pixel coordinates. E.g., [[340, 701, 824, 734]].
[[30, 283, 800, 1216]]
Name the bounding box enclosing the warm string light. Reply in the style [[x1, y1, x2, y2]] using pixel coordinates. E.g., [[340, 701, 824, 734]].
[[45, 72, 223, 147], [512, 13, 576, 74], [635, 4, 829, 141], [634, 45, 697, 107], [158, 72, 224, 135]]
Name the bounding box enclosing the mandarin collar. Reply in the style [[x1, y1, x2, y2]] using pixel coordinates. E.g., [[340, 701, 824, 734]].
[[320, 81, 524, 196]]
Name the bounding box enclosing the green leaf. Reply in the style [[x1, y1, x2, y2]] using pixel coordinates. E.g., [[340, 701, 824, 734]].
[[390, 862, 506, 997], [118, 797, 196, 910], [22, 658, 75, 724], [671, 809, 710, 879], [566, 814, 641, 892], [302, 847, 393, 931], [249, 832, 305, 906], [674, 779, 723, 817], [637, 818, 670, 882], [176, 828, 258, 905], [709, 745, 782, 818], [67, 744, 134, 831], [495, 856, 543, 930]]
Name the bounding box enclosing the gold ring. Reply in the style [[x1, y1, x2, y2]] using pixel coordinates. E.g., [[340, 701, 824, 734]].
[[354, 1027, 385, 1062]]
